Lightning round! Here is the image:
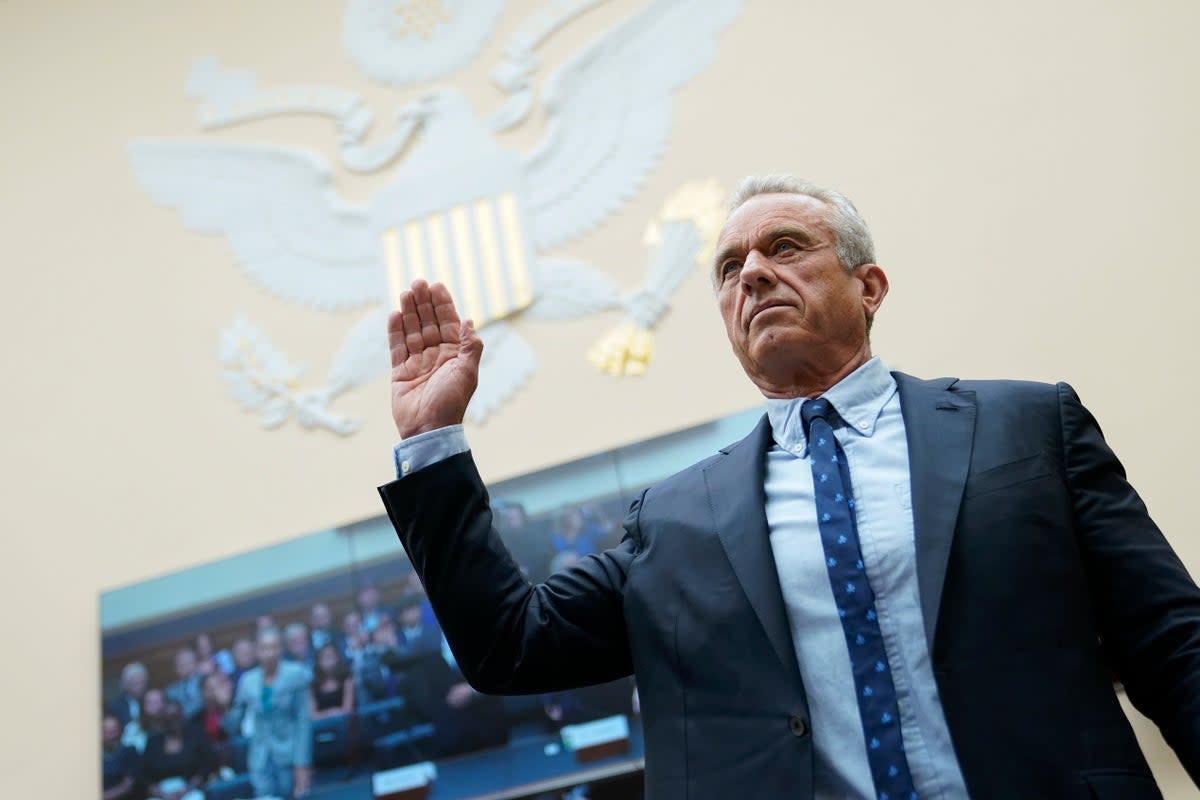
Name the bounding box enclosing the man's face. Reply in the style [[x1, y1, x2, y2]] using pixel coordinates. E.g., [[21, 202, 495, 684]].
[[123, 669, 147, 699], [257, 633, 282, 668], [713, 194, 879, 392], [311, 604, 331, 629], [175, 649, 197, 679], [102, 716, 122, 748], [499, 506, 527, 530], [359, 587, 379, 610], [286, 629, 309, 658], [399, 605, 422, 629], [143, 689, 165, 717], [343, 611, 362, 636], [232, 639, 256, 669], [195, 633, 212, 658]]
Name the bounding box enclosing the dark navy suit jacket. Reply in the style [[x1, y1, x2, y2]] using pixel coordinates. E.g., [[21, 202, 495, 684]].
[[379, 374, 1200, 799]]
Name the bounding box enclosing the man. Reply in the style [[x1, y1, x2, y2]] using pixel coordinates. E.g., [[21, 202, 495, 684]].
[[378, 175, 1200, 799], [165, 648, 203, 718], [106, 662, 148, 728], [283, 622, 314, 678], [309, 603, 335, 652], [101, 711, 140, 800], [226, 627, 312, 798], [357, 584, 385, 633], [404, 638, 510, 759], [395, 592, 441, 658], [228, 637, 257, 692]]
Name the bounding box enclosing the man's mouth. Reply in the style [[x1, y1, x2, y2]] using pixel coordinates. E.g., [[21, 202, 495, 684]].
[[749, 301, 791, 324]]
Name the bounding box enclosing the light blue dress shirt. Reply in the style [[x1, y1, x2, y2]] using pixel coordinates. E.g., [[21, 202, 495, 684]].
[[765, 357, 968, 799], [391, 357, 969, 799]]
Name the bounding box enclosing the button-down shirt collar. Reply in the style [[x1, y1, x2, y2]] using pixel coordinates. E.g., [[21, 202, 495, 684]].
[[766, 356, 894, 455]]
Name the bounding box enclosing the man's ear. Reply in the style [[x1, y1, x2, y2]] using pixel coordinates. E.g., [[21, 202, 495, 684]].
[[856, 263, 889, 318]]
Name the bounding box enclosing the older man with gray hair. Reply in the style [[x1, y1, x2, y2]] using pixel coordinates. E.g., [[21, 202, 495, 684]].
[[106, 661, 148, 729], [379, 175, 1200, 799]]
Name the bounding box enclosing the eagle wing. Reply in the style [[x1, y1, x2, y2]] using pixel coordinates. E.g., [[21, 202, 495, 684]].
[[129, 140, 384, 310], [521, 0, 741, 251]]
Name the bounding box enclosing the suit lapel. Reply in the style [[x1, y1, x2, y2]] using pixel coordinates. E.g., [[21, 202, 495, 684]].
[[893, 372, 977, 650], [703, 415, 803, 686]]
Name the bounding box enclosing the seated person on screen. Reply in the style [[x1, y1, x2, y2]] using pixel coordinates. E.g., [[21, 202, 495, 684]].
[[310, 643, 355, 720], [165, 649, 203, 718], [195, 632, 233, 677], [228, 637, 257, 693], [142, 701, 215, 800], [102, 711, 140, 800], [123, 687, 167, 754], [395, 593, 441, 658], [309, 603, 335, 652], [193, 671, 232, 746], [550, 507, 607, 560], [340, 610, 367, 663], [357, 584, 386, 634], [283, 622, 314, 679], [406, 639, 509, 759], [356, 616, 401, 703], [107, 662, 148, 729]]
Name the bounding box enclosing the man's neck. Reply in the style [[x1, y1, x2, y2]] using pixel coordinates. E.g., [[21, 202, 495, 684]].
[[756, 347, 873, 399]]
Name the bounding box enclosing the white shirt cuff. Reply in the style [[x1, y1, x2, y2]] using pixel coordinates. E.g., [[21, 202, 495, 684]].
[[392, 425, 469, 478]]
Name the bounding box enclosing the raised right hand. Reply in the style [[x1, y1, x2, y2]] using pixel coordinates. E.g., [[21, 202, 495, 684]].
[[389, 280, 484, 439]]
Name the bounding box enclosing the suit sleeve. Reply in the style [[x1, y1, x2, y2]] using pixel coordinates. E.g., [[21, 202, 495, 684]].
[[223, 678, 248, 739], [1058, 382, 1200, 782], [378, 451, 641, 695]]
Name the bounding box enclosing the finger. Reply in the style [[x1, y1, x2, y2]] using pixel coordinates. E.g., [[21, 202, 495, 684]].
[[412, 280, 444, 349], [459, 319, 484, 366], [399, 287, 425, 363], [430, 282, 462, 342], [387, 307, 408, 369]]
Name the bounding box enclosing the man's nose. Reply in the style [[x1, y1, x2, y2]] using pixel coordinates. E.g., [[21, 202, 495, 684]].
[[740, 250, 776, 290]]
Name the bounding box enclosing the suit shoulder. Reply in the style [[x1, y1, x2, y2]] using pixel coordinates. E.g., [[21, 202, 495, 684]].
[[951, 377, 1062, 400], [641, 417, 768, 503], [648, 451, 725, 495]]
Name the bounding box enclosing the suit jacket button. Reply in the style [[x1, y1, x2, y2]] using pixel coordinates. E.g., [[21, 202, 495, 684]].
[[789, 715, 807, 737]]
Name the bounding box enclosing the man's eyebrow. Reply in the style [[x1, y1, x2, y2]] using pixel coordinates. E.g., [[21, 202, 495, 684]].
[[711, 226, 819, 276]]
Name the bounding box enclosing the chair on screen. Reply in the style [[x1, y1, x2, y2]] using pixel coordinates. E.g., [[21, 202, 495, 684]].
[[312, 712, 353, 768], [204, 774, 254, 800], [357, 697, 410, 742], [373, 722, 436, 769]]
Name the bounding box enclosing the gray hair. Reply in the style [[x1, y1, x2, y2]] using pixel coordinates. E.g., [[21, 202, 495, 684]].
[[120, 661, 147, 688], [257, 626, 282, 644], [727, 174, 876, 271]]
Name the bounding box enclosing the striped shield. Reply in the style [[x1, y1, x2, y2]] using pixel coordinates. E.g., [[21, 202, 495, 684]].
[[383, 191, 534, 327]]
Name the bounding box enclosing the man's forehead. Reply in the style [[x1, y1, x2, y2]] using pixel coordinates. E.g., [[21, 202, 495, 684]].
[[718, 193, 833, 244]]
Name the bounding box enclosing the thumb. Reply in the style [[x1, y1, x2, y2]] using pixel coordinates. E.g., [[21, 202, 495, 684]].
[[460, 320, 484, 364]]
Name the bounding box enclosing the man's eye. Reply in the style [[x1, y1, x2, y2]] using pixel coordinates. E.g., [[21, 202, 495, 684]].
[[721, 261, 741, 278], [774, 241, 797, 254]]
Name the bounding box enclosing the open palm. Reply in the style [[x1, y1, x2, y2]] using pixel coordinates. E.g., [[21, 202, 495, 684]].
[[389, 280, 483, 439]]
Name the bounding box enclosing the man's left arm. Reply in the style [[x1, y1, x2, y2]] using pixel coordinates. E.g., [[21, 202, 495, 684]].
[[1059, 382, 1200, 782]]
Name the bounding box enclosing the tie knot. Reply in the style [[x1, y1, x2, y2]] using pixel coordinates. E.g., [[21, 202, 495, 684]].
[[801, 397, 842, 439]]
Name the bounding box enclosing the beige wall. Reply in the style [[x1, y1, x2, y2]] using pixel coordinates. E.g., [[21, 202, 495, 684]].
[[3, 0, 1198, 795]]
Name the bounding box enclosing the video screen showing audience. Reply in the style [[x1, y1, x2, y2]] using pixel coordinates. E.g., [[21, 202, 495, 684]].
[[101, 493, 644, 800]]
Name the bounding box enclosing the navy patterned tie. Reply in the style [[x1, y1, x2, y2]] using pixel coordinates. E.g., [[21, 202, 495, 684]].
[[801, 398, 918, 800]]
